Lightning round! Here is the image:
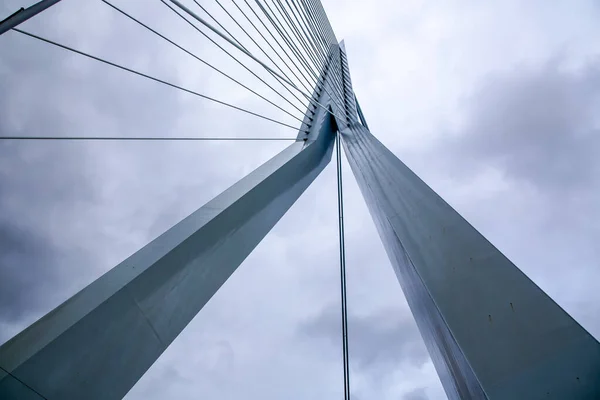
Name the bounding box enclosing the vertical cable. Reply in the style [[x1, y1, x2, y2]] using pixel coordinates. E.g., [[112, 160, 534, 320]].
[[336, 132, 350, 400]]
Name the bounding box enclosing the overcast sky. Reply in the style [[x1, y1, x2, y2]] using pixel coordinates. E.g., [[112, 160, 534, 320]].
[[1, 0, 599, 399]]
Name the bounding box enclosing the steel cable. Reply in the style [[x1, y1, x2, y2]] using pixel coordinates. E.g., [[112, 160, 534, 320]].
[[12, 28, 307, 132], [162, 0, 311, 118], [100, 0, 307, 124]]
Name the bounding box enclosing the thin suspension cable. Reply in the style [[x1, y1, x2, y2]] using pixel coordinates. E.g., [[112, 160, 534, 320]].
[[248, 0, 344, 118], [308, 0, 336, 42], [290, 0, 326, 56], [306, 0, 337, 56], [275, 0, 328, 78], [272, 0, 320, 71], [336, 131, 351, 400], [190, 0, 314, 107], [216, 0, 313, 91], [190, 0, 329, 114], [161, 0, 312, 118], [186, 0, 346, 130], [166, 0, 341, 121], [100, 0, 306, 124], [213, 0, 260, 51], [241, 0, 315, 91], [192, 0, 245, 50], [169, 0, 346, 123], [259, 0, 316, 74], [12, 28, 306, 132], [0, 136, 298, 141], [316, 0, 339, 50], [299, 3, 346, 103], [278, 0, 345, 102], [273, 0, 347, 109], [256, 0, 321, 90], [170, 0, 296, 88], [302, 0, 329, 45], [208, 0, 313, 110], [297, 0, 329, 49], [185, 0, 328, 118], [161, 1, 308, 116], [293, 0, 345, 97], [272, 0, 335, 102], [256, 0, 346, 112], [305, 0, 344, 89], [231, 0, 314, 95], [9, 1, 345, 126], [259, 0, 317, 81], [283, 0, 329, 76]]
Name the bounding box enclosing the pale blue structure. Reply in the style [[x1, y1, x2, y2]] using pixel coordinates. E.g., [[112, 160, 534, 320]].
[[336, 46, 600, 399], [1, 1, 599, 399]]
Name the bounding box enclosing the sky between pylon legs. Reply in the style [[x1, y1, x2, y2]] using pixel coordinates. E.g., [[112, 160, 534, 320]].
[[1, 0, 600, 399]]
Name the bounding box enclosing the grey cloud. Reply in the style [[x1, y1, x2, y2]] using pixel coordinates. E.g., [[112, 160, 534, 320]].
[[299, 304, 429, 372], [442, 60, 600, 282], [446, 60, 600, 194], [403, 59, 600, 306], [0, 77, 99, 328], [0, 0, 280, 339], [3, 0, 600, 399], [0, 2, 340, 399], [403, 387, 428, 400], [392, 52, 600, 363], [0, 220, 58, 322]]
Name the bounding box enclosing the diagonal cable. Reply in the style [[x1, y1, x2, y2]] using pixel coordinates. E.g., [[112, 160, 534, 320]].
[[253, 0, 346, 112], [240, 0, 316, 91], [168, 0, 345, 122], [100, 0, 306, 124], [161, 0, 313, 119], [229, 0, 314, 94], [0, 136, 298, 140], [204, 0, 314, 113], [212, 0, 311, 96], [272, 0, 345, 102], [12, 28, 307, 132], [269, 0, 346, 108]]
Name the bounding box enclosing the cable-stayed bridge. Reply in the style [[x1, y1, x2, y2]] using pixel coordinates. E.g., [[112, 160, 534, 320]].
[[0, 1, 599, 399]]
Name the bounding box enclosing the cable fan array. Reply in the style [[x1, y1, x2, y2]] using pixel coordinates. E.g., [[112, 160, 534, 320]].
[[2, 0, 349, 140]]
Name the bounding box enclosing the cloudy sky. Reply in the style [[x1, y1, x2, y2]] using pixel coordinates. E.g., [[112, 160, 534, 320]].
[[1, 0, 599, 399]]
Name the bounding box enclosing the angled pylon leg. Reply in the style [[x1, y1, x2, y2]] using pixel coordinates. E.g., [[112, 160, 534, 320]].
[[341, 123, 600, 400], [336, 42, 600, 399], [0, 63, 339, 400]]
